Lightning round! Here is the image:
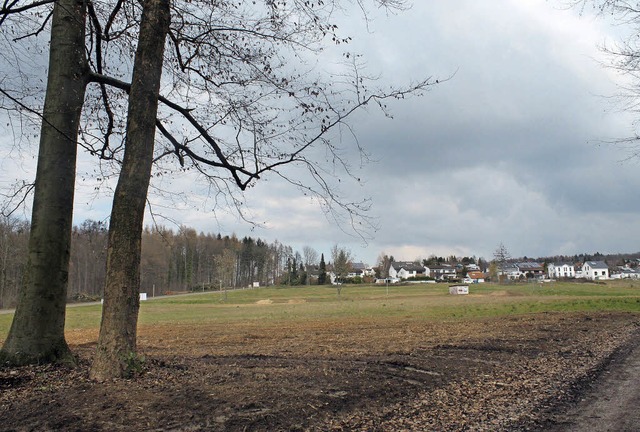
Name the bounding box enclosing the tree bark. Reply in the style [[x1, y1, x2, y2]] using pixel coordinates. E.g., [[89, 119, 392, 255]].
[[0, 0, 87, 365], [90, 0, 170, 381]]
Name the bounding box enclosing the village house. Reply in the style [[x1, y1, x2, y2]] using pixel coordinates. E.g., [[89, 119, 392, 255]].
[[547, 262, 576, 279], [498, 262, 544, 280], [516, 262, 545, 279], [498, 264, 521, 280], [429, 264, 457, 281], [466, 271, 486, 283], [611, 265, 640, 279], [388, 261, 428, 280], [581, 261, 610, 280]]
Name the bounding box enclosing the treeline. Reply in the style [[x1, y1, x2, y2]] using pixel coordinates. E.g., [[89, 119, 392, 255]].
[[0, 217, 301, 308]]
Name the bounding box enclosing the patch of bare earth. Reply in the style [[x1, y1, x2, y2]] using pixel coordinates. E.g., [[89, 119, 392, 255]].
[[1, 311, 639, 431]]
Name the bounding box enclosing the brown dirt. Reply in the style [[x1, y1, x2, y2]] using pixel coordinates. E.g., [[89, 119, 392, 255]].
[[1, 311, 639, 431]]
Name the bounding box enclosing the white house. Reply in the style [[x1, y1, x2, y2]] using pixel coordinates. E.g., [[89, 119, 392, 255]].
[[346, 269, 364, 279], [547, 263, 576, 279], [498, 264, 521, 280], [611, 266, 640, 279], [389, 262, 428, 280], [430, 264, 457, 281], [581, 261, 609, 280]]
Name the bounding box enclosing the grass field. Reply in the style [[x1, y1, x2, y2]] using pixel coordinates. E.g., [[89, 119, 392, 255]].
[[2, 279, 640, 341]]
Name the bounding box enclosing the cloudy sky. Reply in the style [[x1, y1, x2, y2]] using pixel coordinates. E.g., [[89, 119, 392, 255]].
[[3, 0, 640, 266]]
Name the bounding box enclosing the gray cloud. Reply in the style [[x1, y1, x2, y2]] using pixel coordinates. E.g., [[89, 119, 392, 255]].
[[3, 0, 640, 267]]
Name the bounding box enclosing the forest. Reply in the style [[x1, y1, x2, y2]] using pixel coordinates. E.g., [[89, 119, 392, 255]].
[[0, 217, 303, 309]]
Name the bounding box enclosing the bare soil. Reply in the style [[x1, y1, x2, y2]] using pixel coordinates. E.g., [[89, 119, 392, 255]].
[[1, 311, 639, 431]]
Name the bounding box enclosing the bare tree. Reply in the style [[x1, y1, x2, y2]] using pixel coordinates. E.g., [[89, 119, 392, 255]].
[[302, 245, 319, 285], [376, 252, 392, 278], [1, 0, 438, 374], [493, 242, 511, 265], [90, 0, 170, 381], [0, 0, 88, 365], [331, 244, 352, 295], [492, 242, 511, 283], [303, 246, 319, 268], [571, 1, 640, 155]]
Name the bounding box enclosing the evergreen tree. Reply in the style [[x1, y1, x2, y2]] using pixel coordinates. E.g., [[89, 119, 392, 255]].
[[318, 254, 327, 285]]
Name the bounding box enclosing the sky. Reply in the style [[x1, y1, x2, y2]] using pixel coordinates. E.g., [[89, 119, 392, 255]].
[[3, 0, 640, 267]]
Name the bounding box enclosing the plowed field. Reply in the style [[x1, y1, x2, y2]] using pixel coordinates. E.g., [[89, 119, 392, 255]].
[[2, 310, 639, 431]]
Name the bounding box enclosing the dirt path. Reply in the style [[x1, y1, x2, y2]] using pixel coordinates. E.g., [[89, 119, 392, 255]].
[[541, 331, 640, 432]]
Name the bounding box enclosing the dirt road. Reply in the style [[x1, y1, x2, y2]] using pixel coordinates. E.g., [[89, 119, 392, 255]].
[[541, 330, 640, 432]]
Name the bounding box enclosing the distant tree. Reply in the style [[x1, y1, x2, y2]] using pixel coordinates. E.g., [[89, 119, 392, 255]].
[[288, 257, 299, 285], [302, 246, 319, 285], [215, 249, 238, 289], [488, 262, 499, 282], [492, 242, 511, 284], [461, 256, 476, 265], [376, 253, 392, 278], [318, 254, 327, 285], [331, 244, 352, 295], [0, 217, 29, 309], [302, 246, 319, 268], [478, 257, 489, 271], [493, 242, 511, 265], [298, 262, 307, 285], [70, 220, 108, 299]]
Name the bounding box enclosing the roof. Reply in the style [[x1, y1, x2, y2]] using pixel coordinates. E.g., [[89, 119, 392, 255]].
[[467, 271, 485, 279], [391, 262, 425, 272], [618, 267, 639, 274], [516, 262, 543, 270], [584, 261, 608, 269]]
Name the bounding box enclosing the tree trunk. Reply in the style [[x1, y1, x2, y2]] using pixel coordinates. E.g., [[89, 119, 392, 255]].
[[0, 0, 87, 365], [90, 0, 170, 381]]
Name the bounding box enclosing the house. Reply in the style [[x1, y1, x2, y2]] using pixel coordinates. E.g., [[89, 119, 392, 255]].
[[581, 261, 609, 280], [346, 268, 364, 279], [499, 262, 544, 280], [611, 266, 640, 279], [349, 262, 375, 278], [388, 261, 428, 280], [516, 262, 545, 279], [498, 264, 521, 280], [547, 262, 576, 279], [466, 271, 486, 283], [430, 264, 457, 281]]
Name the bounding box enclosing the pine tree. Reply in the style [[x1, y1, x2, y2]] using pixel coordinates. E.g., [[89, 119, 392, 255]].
[[318, 254, 327, 285]]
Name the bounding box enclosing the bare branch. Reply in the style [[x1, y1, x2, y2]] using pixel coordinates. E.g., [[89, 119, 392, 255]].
[[0, 180, 34, 218], [0, 0, 54, 26]]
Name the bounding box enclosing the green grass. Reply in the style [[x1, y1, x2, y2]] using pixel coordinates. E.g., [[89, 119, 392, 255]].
[[1, 280, 639, 341]]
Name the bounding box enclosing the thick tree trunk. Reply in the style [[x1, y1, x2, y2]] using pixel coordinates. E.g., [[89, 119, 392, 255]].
[[0, 0, 87, 365], [90, 0, 170, 381]]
